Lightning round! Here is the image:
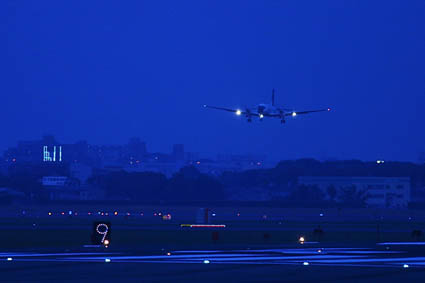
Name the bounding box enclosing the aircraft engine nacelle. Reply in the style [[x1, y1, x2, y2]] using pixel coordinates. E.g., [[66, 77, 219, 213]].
[[279, 110, 285, 124], [245, 109, 252, 122]]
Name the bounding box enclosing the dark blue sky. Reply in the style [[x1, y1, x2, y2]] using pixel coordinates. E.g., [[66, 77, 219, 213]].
[[2, 1, 424, 161]]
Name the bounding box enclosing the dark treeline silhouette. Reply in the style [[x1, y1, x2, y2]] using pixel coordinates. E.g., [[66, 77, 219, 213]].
[[88, 166, 224, 201], [0, 159, 424, 206]]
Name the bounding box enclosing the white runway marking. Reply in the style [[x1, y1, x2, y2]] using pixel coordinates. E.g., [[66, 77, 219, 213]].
[[0, 247, 421, 269]]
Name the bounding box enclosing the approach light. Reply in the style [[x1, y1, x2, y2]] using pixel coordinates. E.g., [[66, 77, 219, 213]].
[[236, 109, 242, 116], [292, 112, 297, 117]]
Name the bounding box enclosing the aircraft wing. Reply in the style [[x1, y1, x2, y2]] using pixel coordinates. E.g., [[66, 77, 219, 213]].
[[285, 108, 331, 116], [203, 105, 259, 116]]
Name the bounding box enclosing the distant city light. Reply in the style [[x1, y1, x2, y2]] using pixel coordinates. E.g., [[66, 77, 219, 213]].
[[48, 212, 52, 216], [103, 239, 110, 246], [236, 109, 242, 115], [292, 112, 297, 117], [403, 264, 409, 268], [377, 160, 385, 164], [203, 260, 210, 264], [114, 211, 118, 216], [43, 146, 62, 162], [303, 262, 309, 266], [319, 213, 324, 217], [299, 236, 305, 244], [7, 257, 12, 261], [105, 258, 111, 263], [259, 114, 264, 118]]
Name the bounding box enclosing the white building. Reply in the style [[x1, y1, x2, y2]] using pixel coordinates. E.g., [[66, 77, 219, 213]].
[[42, 176, 69, 186], [298, 176, 410, 208]]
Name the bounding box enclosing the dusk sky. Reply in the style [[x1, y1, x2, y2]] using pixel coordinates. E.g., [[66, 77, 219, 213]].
[[2, 0, 424, 162]]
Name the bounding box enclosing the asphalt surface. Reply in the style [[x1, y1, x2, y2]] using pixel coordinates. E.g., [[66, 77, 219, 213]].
[[1, 243, 425, 282]]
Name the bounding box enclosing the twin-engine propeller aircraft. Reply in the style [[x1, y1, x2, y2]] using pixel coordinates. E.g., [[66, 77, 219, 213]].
[[204, 89, 331, 123]]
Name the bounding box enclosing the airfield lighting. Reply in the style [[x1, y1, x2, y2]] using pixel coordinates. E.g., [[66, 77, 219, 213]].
[[105, 258, 111, 263], [7, 258, 12, 261], [299, 236, 305, 244], [259, 114, 264, 118], [114, 211, 118, 216], [48, 212, 52, 216], [103, 239, 110, 246], [236, 109, 242, 115], [303, 262, 309, 266], [292, 112, 297, 117], [203, 260, 210, 264], [167, 252, 171, 256], [403, 264, 409, 268]]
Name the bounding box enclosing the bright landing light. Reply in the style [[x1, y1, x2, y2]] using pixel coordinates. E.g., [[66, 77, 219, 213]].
[[259, 114, 264, 118], [292, 112, 297, 117], [236, 110, 242, 116]]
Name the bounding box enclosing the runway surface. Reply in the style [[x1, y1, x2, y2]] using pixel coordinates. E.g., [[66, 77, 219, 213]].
[[1, 244, 425, 282]]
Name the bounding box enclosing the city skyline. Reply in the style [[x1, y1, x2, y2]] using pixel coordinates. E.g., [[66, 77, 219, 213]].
[[2, 1, 424, 162]]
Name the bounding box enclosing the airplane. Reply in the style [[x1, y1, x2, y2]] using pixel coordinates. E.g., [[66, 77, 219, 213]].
[[203, 89, 331, 124]]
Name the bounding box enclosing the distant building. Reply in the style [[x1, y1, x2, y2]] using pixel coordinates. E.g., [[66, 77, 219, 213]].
[[70, 163, 93, 185], [124, 162, 184, 178], [125, 137, 147, 163], [0, 187, 26, 201], [172, 144, 185, 161], [298, 176, 411, 208]]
